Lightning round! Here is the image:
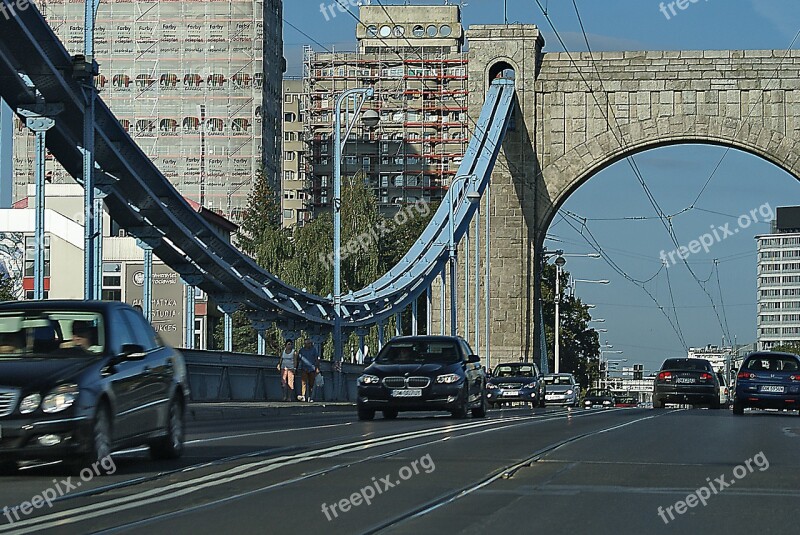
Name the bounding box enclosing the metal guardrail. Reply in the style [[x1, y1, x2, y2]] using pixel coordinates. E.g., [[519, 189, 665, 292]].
[[181, 349, 365, 402]]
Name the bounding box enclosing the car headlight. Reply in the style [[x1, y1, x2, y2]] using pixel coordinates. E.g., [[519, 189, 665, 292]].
[[524, 382, 538, 389], [358, 374, 380, 386], [487, 383, 498, 389], [602, 400, 612, 406], [566, 389, 574, 395], [584, 400, 592, 405], [436, 374, 461, 384], [41, 384, 79, 413], [19, 393, 41, 414]]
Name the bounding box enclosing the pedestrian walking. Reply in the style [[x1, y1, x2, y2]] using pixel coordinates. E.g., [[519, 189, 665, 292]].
[[277, 340, 296, 401], [297, 338, 320, 402]]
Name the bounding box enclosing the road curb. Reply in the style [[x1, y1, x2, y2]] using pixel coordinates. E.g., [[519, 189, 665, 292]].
[[187, 402, 356, 422]]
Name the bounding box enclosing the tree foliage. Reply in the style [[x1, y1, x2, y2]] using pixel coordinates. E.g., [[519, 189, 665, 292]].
[[540, 263, 601, 389], [218, 166, 436, 358], [771, 342, 800, 355]]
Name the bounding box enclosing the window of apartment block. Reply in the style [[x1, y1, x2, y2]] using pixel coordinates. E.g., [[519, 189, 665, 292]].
[[284, 152, 296, 161], [284, 170, 295, 181], [362, 157, 371, 168], [283, 209, 293, 219], [320, 176, 328, 187], [24, 235, 50, 277], [285, 93, 294, 104], [284, 112, 297, 122]]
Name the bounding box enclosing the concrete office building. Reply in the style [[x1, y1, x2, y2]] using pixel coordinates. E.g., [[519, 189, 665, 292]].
[[12, 0, 284, 222], [303, 4, 468, 213], [757, 206, 800, 350], [281, 78, 309, 227], [0, 184, 239, 348]]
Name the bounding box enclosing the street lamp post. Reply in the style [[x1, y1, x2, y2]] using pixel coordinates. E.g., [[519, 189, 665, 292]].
[[553, 255, 566, 373], [446, 174, 479, 337], [333, 87, 379, 364]]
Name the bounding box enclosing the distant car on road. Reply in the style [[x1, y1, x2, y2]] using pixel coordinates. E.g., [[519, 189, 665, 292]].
[[486, 362, 546, 408], [0, 300, 189, 474], [356, 336, 487, 420], [653, 358, 720, 409], [716, 371, 730, 408], [543, 373, 580, 407], [732, 352, 800, 416], [613, 394, 638, 408], [583, 388, 614, 408]]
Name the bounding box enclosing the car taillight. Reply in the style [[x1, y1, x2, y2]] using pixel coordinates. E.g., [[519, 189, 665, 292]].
[[790, 374, 800, 382], [657, 371, 672, 381], [738, 371, 755, 380], [699, 372, 712, 381]]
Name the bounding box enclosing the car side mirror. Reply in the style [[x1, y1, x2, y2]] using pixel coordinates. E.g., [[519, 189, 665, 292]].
[[121, 343, 146, 361], [363, 356, 374, 366], [467, 354, 480, 364]]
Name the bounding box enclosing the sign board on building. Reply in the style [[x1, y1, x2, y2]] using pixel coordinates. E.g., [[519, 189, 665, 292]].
[[126, 263, 184, 348]]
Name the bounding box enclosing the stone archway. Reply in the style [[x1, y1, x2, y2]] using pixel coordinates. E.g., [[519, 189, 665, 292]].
[[536, 113, 800, 233]]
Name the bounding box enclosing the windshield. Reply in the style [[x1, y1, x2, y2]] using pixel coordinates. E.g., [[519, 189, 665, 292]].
[[544, 375, 573, 385], [662, 358, 710, 371], [744, 355, 799, 372], [0, 311, 105, 357], [493, 364, 535, 378], [586, 389, 609, 397], [376, 340, 460, 364]]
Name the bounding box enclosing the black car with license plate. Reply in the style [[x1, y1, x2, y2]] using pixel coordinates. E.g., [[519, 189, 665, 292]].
[[487, 362, 546, 408], [733, 352, 800, 415], [0, 300, 189, 474], [583, 388, 614, 408], [356, 336, 487, 420], [653, 358, 720, 409]]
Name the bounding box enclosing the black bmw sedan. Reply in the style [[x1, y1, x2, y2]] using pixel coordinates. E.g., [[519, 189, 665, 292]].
[[356, 336, 487, 420], [0, 300, 189, 474]]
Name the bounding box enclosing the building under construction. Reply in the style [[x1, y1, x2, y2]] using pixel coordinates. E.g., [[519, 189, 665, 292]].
[[303, 4, 468, 212], [12, 0, 282, 221]]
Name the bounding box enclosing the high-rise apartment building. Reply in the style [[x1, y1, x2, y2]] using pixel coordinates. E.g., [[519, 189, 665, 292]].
[[12, 0, 283, 222], [281, 78, 309, 227], [303, 4, 467, 212], [756, 206, 800, 350]]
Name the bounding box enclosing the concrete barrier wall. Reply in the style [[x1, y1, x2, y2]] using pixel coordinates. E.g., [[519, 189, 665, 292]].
[[181, 349, 365, 402]]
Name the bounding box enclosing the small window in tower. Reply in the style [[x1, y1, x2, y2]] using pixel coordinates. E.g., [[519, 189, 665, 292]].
[[412, 25, 424, 38]]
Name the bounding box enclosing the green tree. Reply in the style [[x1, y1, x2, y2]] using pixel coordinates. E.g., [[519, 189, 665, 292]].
[[0, 274, 16, 302], [771, 342, 800, 354], [236, 167, 293, 275], [540, 263, 600, 388]]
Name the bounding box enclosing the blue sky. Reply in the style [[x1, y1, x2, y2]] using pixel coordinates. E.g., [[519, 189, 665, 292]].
[[283, 1, 800, 371]]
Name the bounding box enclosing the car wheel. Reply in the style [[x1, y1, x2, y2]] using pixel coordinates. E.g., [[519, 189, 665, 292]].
[[382, 409, 398, 420], [471, 388, 487, 418], [450, 387, 469, 419], [150, 397, 185, 460], [653, 398, 665, 409], [68, 404, 112, 475], [357, 406, 375, 421], [732, 400, 744, 415], [710, 398, 721, 410]]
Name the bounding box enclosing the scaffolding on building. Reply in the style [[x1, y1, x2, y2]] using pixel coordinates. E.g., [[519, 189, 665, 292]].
[[303, 44, 468, 212]]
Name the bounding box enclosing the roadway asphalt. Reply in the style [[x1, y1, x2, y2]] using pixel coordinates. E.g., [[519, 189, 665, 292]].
[[0, 404, 797, 534]]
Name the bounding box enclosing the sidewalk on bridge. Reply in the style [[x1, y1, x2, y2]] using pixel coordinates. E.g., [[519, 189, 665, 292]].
[[187, 401, 356, 422]]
